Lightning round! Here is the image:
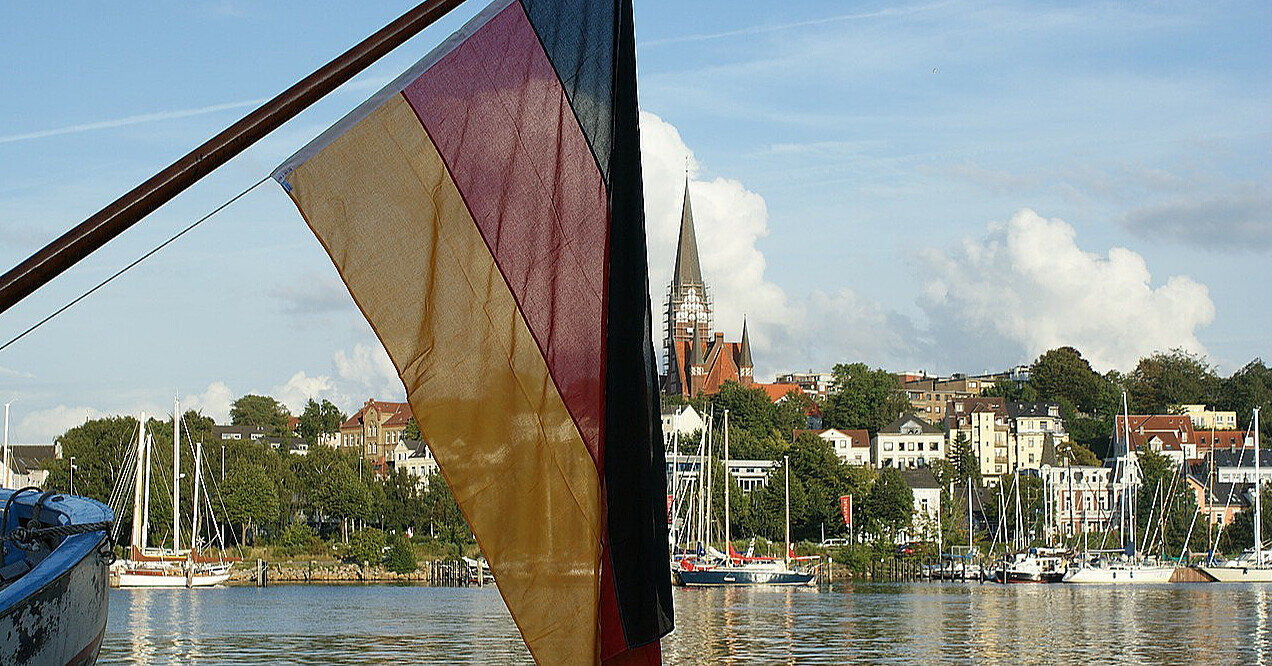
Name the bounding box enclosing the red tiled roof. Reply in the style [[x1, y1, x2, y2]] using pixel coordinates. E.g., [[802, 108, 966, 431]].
[[1196, 430, 1254, 449], [340, 399, 412, 430], [758, 383, 802, 403]]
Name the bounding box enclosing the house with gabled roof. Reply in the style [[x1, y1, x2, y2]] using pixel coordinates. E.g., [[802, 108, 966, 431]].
[[339, 398, 413, 474], [1116, 414, 1196, 465], [388, 438, 439, 489], [795, 428, 872, 466], [874, 414, 944, 470]]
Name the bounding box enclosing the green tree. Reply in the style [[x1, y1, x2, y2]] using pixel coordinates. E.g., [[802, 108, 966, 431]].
[[1133, 449, 1203, 557], [771, 390, 816, 435], [981, 378, 1037, 402], [1029, 347, 1103, 413], [710, 381, 777, 435], [1219, 359, 1272, 440], [421, 472, 471, 545], [385, 532, 418, 573], [949, 432, 979, 483], [1127, 349, 1219, 414], [822, 363, 909, 433], [296, 398, 346, 444], [1056, 439, 1102, 466], [230, 394, 293, 435], [222, 463, 280, 545], [403, 417, 422, 441], [860, 468, 913, 543]]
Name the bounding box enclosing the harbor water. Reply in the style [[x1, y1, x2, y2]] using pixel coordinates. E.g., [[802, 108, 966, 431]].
[[100, 582, 1272, 664]]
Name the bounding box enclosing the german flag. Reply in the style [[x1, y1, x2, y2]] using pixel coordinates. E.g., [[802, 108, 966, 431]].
[[272, 0, 672, 663]]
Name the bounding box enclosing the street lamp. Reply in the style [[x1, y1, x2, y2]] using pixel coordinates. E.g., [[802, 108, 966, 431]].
[[69, 456, 77, 494]]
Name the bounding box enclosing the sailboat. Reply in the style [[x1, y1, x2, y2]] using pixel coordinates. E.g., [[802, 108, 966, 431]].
[[674, 410, 816, 587], [1063, 392, 1175, 584], [1201, 407, 1272, 582], [110, 400, 233, 587]]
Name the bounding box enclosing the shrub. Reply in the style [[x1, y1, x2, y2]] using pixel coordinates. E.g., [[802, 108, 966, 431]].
[[385, 534, 418, 574], [344, 528, 387, 565], [276, 520, 320, 558]]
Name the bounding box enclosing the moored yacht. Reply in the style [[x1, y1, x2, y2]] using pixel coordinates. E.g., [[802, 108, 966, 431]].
[[1200, 408, 1272, 583]]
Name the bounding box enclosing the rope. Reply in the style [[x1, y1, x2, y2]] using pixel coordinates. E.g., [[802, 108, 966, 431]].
[[0, 176, 270, 353], [10, 521, 113, 543]]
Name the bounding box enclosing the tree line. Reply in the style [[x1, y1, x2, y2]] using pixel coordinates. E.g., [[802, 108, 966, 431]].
[[42, 394, 473, 562]]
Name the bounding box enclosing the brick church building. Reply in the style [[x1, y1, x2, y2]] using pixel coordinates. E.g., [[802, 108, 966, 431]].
[[662, 181, 757, 398]]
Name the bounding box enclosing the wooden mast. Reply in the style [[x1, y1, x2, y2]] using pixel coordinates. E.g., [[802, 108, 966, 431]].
[[0, 0, 466, 314]]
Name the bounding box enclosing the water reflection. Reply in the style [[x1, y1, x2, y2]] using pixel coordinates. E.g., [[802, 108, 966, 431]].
[[101, 582, 1271, 664]]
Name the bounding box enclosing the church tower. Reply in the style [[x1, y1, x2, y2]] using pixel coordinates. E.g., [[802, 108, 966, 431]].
[[738, 318, 754, 387], [663, 180, 712, 394]]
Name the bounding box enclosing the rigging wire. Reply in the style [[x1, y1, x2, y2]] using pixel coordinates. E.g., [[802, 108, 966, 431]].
[[0, 176, 270, 354]]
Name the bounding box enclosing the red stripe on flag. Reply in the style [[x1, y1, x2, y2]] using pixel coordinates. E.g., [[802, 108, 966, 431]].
[[402, 1, 607, 468], [401, 2, 629, 656]]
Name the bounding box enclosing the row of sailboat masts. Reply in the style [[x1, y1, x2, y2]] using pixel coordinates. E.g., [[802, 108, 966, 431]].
[[126, 398, 209, 556], [675, 408, 792, 564]]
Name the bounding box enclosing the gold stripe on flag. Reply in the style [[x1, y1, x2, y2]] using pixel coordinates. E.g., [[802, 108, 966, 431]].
[[283, 95, 602, 664]]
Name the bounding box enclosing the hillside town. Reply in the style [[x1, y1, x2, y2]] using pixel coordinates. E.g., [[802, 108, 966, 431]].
[[3, 183, 1271, 573]]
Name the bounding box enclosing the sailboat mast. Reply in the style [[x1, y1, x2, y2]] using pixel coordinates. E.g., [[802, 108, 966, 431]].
[[192, 441, 204, 555], [142, 429, 152, 550], [1015, 476, 1023, 550], [173, 396, 181, 553], [784, 455, 792, 566], [1122, 391, 1132, 553], [1254, 408, 1262, 565], [130, 412, 147, 550], [696, 427, 706, 550], [967, 481, 973, 553], [670, 427, 678, 550], [724, 410, 730, 561]]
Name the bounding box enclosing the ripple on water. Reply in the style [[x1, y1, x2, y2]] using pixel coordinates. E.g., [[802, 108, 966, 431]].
[[99, 582, 1272, 664]]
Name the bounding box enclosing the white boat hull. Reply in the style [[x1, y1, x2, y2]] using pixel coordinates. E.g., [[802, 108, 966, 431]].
[[1063, 565, 1175, 584], [115, 562, 233, 588], [1199, 566, 1272, 583]]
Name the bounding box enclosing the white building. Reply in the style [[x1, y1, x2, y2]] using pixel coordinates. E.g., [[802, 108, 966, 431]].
[[1008, 402, 1069, 473], [388, 439, 440, 489], [797, 428, 871, 466], [773, 371, 835, 398], [874, 414, 944, 470], [665, 454, 778, 494], [899, 468, 941, 544], [661, 405, 706, 446], [1040, 464, 1134, 537]]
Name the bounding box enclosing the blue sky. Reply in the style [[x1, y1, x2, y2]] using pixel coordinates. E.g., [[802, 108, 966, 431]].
[[1, 0, 1268, 442]]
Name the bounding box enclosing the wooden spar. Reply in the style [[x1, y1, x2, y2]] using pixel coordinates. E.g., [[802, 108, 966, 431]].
[[0, 0, 466, 315]]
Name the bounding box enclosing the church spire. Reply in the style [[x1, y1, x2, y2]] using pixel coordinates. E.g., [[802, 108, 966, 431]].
[[739, 317, 753, 368], [672, 178, 704, 289]]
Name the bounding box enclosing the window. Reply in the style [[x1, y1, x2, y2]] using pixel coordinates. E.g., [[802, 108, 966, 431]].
[[884, 442, 894, 451], [929, 442, 939, 451]]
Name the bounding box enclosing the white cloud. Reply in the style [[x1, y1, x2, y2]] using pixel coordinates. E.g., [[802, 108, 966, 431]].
[[639, 111, 912, 375], [273, 371, 335, 414], [17, 405, 103, 444], [183, 381, 234, 423], [919, 208, 1215, 371], [332, 343, 402, 404]]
